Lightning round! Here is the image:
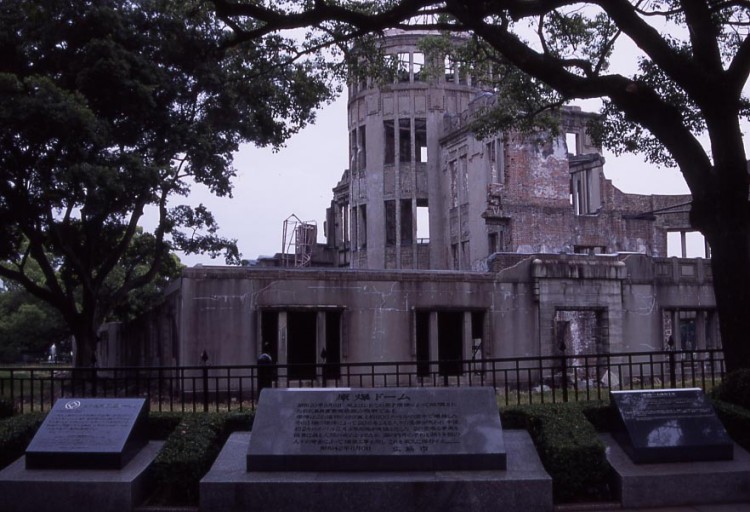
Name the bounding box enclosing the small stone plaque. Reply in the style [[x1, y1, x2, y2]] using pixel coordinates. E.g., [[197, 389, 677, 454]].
[[610, 388, 733, 464], [247, 387, 506, 472], [25, 398, 148, 470]]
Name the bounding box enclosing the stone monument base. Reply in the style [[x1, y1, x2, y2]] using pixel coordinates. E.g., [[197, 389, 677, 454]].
[[201, 430, 552, 512], [601, 433, 750, 508], [0, 441, 163, 512]]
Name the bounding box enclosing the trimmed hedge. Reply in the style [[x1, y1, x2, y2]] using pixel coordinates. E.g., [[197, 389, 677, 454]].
[[712, 369, 750, 410], [712, 399, 750, 453], [0, 399, 15, 419], [146, 412, 184, 440], [0, 412, 47, 469], [147, 411, 253, 506], [501, 402, 612, 503]]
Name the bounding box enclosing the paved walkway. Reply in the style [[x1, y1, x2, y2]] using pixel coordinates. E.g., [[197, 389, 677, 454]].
[[557, 503, 750, 512]]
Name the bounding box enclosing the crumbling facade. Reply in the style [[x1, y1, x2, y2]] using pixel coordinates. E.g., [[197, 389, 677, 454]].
[[99, 31, 719, 379], [322, 31, 697, 272]]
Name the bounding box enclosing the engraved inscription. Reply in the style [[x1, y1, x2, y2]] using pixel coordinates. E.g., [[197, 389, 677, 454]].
[[293, 391, 460, 454], [30, 401, 141, 451], [617, 391, 713, 422]]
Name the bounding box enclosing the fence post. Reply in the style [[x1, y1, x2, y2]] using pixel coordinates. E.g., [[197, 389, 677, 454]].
[[91, 355, 98, 398], [559, 341, 569, 403], [669, 350, 677, 389], [201, 350, 209, 413]]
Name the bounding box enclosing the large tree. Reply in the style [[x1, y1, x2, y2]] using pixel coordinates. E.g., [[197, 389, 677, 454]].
[[0, 0, 336, 366], [213, 0, 750, 372]]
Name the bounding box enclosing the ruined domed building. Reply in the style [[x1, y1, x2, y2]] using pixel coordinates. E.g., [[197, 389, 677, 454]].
[[100, 31, 719, 385]]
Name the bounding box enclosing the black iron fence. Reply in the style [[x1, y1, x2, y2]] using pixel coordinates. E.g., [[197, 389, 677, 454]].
[[0, 348, 724, 413]]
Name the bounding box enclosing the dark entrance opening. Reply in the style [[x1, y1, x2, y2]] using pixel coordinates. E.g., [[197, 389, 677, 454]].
[[323, 311, 342, 379], [438, 311, 463, 376], [415, 310, 430, 376], [260, 311, 278, 361], [287, 311, 317, 380]]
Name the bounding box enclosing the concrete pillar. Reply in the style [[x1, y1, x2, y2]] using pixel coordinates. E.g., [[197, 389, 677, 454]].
[[463, 311, 472, 375], [671, 310, 681, 349], [695, 311, 706, 350], [429, 311, 439, 376], [278, 312, 288, 366], [680, 231, 687, 258]]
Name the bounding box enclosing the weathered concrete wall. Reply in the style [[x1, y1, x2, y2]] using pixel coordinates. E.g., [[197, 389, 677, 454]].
[[110, 255, 717, 376]]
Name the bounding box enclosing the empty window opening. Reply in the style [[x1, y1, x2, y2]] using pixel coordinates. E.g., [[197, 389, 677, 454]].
[[359, 205, 367, 249], [459, 155, 468, 202], [570, 169, 600, 215], [438, 311, 463, 376], [417, 200, 429, 243], [349, 130, 357, 171], [399, 118, 412, 163], [400, 199, 413, 245], [573, 176, 587, 215], [451, 243, 459, 269], [488, 232, 499, 254], [384, 120, 395, 165], [344, 206, 350, 243], [413, 52, 424, 81], [487, 139, 502, 184], [415, 310, 487, 378], [470, 311, 484, 359], [385, 200, 396, 246], [357, 125, 366, 170], [415, 118, 427, 163], [397, 52, 410, 82], [566, 132, 579, 155], [574, 245, 606, 255], [662, 309, 719, 350], [554, 309, 607, 356], [449, 160, 458, 208], [445, 56, 456, 83], [287, 311, 318, 380], [461, 241, 470, 270], [667, 231, 708, 258]]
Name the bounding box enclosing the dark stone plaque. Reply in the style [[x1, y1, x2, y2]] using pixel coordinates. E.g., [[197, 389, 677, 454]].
[[610, 388, 733, 464], [247, 387, 506, 472], [25, 398, 148, 470]]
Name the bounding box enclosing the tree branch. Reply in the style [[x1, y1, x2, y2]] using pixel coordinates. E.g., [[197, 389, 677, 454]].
[[682, 1, 724, 75]]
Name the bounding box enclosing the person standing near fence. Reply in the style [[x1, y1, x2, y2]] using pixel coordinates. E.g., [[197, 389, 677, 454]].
[[257, 345, 274, 396]]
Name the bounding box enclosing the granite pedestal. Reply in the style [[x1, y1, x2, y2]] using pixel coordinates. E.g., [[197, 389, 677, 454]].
[[610, 388, 733, 464], [248, 387, 506, 472], [201, 430, 552, 512], [602, 433, 750, 508], [0, 441, 163, 512]]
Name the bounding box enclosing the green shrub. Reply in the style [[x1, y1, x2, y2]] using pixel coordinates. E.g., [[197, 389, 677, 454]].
[[147, 411, 252, 506], [580, 401, 616, 432], [0, 412, 46, 469], [224, 410, 253, 432], [712, 399, 750, 452], [502, 403, 612, 503], [713, 369, 750, 410], [146, 412, 183, 440], [0, 399, 15, 419]]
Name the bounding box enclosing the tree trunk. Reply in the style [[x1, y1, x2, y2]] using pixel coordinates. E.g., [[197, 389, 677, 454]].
[[72, 324, 99, 368], [702, 205, 750, 373]]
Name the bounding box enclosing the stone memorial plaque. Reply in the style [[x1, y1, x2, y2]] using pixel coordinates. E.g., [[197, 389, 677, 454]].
[[610, 388, 733, 464], [247, 387, 506, 472], [25, 398, 148, 470]]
